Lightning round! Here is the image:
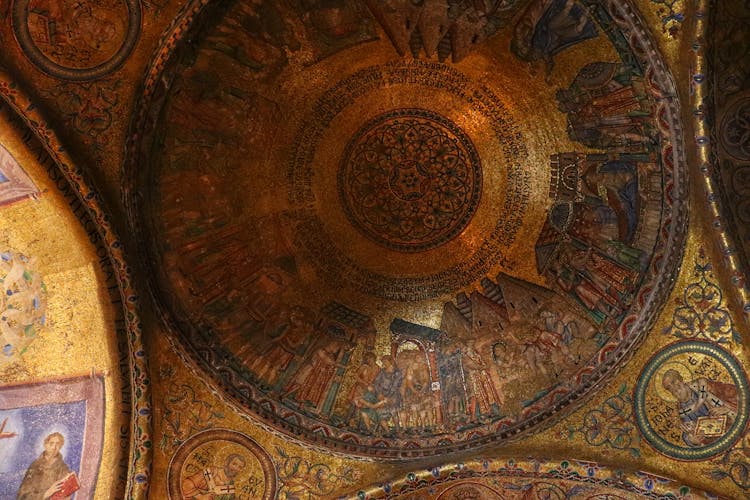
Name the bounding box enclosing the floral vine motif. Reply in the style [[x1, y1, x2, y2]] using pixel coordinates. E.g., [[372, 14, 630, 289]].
[[648, 0, 685, 38], [276, 447, 362, 499], [708, 440, 750, 491], [663, 248, 740, 343], [158, 365, 225, 452], [39, 80, 121, 142], [567, 384, 641, 457]]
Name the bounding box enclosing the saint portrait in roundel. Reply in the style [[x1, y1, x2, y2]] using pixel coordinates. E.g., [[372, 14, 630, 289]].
[[635, 341, 749, 460], [167, 429, 276, 500]]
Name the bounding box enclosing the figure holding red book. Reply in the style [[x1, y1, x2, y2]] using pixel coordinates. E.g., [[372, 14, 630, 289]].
[[17, 432, 80, 500]]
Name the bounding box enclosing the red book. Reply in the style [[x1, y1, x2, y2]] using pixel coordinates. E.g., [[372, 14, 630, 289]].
[[50, 472, 80, 499]]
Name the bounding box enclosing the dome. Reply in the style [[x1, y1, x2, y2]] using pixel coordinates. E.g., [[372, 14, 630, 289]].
[[127, 0, 686, 457]]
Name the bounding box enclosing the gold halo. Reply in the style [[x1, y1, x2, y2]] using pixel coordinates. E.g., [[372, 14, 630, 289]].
[[396, 341, 422, 355], [651, 361, 694, 404]]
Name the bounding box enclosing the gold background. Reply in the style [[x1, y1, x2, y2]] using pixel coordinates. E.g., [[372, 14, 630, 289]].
[[0, 0, 748, 498]]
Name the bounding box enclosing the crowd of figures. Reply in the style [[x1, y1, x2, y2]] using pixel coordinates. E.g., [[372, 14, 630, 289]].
[[151, 0, 663, 438], [209, 274, 601, 436], [154, 170, 605, 436], [536, 61, 662, 330]]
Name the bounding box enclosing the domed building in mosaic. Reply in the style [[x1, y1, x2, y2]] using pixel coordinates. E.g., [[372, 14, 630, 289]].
[[0, 0, 749, 498]]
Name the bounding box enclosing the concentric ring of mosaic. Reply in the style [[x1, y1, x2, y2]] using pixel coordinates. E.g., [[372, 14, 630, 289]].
[[339, 108, 482, 252]]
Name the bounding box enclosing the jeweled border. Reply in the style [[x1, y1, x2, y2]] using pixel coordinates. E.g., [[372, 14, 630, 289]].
[[347, 458, 721, 499], [0, 68, 152, 498], [695, 0, 750, 317]]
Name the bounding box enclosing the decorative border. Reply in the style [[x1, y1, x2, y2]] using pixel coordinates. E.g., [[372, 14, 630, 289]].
[[0, 69, 151, 497], [167, 429, 277, 500], [696, 0, 750, 317], [10, 0, 142, 81], [634, 340, 749, 460], [123, 0, 688, 458], [347, 458, 721, 499]]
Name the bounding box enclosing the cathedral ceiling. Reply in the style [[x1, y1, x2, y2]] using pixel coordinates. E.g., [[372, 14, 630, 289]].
[[0, 0, 749, 499], [130, 0, 689, 459]]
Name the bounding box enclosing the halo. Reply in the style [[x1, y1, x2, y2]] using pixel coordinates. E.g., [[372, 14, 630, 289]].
[[651, 361, 694, 404], [397, 341, 422, 355]]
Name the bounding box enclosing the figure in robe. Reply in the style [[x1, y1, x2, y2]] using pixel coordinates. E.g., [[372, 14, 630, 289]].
[[344, 351, 380, 426], [251, 306, 312, 388], [396, 351, 435, 431], [511, 0, 598, 76], [356, 356, 404, 434], [536, 309, 577, 366], [551, 244, 621, 324], [581, 159, 639, 244], [17, 433, 74, 500], [283, 333, 352, 412], [661, 369, 738, 448], [181, 454, 246, 499], [557, 62, 654, 150], [438, 347, 468, 425], [461, 338, 502, 419]]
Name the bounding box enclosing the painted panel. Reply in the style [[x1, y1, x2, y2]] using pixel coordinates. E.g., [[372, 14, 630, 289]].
[[0, 375, 105, 499]]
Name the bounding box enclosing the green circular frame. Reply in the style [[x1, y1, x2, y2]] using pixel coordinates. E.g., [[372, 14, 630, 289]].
[[635, 340, 749, 460]]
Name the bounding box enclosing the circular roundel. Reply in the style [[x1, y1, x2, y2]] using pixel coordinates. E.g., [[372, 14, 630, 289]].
[[635, 341, 749, 460], [12, 0, 141, 80], [338, 108, 482, 252], [167, 429, 277, 500]]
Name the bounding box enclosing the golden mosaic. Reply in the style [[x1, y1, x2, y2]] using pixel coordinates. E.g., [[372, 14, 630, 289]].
[[1, 0, 748, 497], [123, 0, 689, 459]]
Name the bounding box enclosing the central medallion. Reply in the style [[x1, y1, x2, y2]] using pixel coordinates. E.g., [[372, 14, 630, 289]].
[[338, 108, 482, 252]]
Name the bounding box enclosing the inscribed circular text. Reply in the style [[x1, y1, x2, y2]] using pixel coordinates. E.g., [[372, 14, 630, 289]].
[[290, 62, 529, 301], [635, 341, 749, 460]]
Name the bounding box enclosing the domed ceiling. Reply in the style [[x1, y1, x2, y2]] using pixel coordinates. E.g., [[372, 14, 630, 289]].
[[128, 0, 686, 457]]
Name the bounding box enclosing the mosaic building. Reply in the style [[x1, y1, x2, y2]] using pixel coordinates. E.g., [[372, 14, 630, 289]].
[[0, 0, 749, 498]]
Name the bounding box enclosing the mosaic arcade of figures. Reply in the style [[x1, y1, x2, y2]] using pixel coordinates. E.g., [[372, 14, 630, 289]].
[[2, 0, 749, 498], [150, 247, 749, 499], [132, 0, 680, 456]]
